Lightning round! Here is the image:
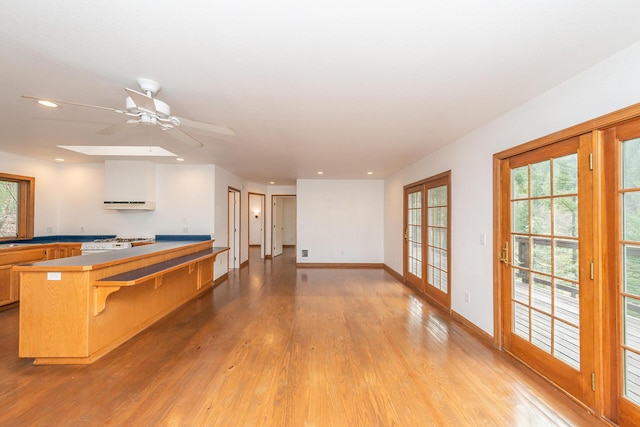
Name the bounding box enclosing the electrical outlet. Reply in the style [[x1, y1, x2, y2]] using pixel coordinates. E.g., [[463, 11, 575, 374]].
[[465, 292, 471, 303], [480, 233, 487, 246], [183, 226, 189, 233], [80, 225, 85, 233], [46, 226, 53, 233]]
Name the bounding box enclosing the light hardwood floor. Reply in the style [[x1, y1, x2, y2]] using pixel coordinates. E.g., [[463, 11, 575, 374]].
[[0, 247, 603, 426]]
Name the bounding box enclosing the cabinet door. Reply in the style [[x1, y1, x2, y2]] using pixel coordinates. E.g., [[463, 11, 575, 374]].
[[0, 265, 12, 305]]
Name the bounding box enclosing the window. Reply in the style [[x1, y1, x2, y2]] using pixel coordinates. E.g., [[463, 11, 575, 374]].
[[0, 173, 35, 240]]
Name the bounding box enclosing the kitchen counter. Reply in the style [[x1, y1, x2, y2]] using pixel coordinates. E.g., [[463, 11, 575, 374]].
[[15, 240, 229, 365]]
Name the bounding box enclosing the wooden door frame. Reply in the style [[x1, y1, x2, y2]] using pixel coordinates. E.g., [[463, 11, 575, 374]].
[[270, 194, 296, 258], [492, 102, 640, 422]]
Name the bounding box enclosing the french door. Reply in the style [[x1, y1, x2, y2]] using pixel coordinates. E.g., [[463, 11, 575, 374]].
[[404, 172, 451, 309], [499, 134, 596, 407], [603, 119, 640, 425]]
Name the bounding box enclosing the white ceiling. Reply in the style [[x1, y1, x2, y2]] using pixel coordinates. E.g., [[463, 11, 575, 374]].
[[2, 1, 640, 185]]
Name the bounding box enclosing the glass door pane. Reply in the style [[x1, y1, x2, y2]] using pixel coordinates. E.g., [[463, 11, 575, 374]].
[[426, 185, 448, 293], [621, 137, 640, 404], [510, 153, 581, 369], [407, 189, 423, 279]]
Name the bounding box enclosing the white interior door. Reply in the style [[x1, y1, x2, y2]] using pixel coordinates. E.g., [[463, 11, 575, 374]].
[[228, 189, 240, 269], [273, 196, 284, 257]]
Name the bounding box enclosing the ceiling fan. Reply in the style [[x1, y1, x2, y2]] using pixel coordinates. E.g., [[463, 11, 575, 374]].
[[21, 78, 235, 148]]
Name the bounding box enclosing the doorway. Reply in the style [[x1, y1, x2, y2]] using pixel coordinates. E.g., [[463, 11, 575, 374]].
[[249, 192, 266, 259], [271, 195, 296, 258], [228, 187, 241, 270], [497, 134, 596, 407], [403, 172, 451, 310]]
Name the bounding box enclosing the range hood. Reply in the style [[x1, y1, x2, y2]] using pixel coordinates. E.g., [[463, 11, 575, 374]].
[[103, 160, 156, 210]]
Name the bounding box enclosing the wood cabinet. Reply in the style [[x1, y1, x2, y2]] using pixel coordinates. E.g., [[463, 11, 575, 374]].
[[16, 241, 228, 364], [0, 243, 81, 307]]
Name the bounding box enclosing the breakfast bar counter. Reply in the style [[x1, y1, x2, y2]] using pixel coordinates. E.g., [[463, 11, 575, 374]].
[[15, 240, 228, 365]]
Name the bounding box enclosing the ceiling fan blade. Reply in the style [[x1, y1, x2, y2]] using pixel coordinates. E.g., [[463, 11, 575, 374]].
[[176, 117, 236, 137], [124, 88, 156, 114], [166, 126, 204, 149], [96, 122, 131, 135], [21, 95, 126, 113]]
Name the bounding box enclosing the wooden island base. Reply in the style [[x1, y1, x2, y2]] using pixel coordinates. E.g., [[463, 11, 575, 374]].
[[16, 241, 228, 365]]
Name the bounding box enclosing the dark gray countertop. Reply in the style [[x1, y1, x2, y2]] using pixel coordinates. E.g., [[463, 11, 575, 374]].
[[15, 241, 223, 271]]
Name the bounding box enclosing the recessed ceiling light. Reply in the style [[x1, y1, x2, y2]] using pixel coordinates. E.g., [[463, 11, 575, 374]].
[[317, 171, 324, 175], [176, 157, 185, 162], [367, 171, 374, 175], [270, 181, 275, 185], [38, 100, 58, 108], [54, 158, 65, 162], [57, 145, 177, 156]]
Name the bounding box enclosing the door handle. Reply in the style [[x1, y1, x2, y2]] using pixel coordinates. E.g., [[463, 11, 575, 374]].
[[500, 241, 510, 266], [404, 228, 408, 241]]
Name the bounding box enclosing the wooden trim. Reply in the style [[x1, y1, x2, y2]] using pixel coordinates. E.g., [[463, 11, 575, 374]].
[[494, 102, 640, 161], [214, 272, 229, 286], [403, 170, 451, 189], [492, 155, 503, 349], [240, 259, 249, 268], [270, 194, 296, 258], [383, 264, 405, 283], [0, 173, 35, 240], [296, 263, 384, 269], [451, 310, 494, 348]]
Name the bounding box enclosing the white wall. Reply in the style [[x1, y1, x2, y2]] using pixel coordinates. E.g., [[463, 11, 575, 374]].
[[384, 40, 640, 336], [55, 163, 216, 238], [297, 179, 383, 263]]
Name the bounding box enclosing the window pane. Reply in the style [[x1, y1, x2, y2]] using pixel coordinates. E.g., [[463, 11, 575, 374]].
[[513, 235, 530, 269], [624, 245, 640, 296], [624, 349, 640, 405], [622, 138, 640, 190], [624, 297, 640, 350], [531, 161, 551, 198], [554, 196, 578, 237], [623, 192, 640, 242], [531, 310, 552, 353], [513, 200, 530, 234], [554, 321, 580, 370], [531, 198, 551, 235], [555, 279, 579, 325], [512, 166, 529, 199], [553, 154, 578, 195], [0, 180, 19, 238], [531, 273, 552, 314], [532, 238, 552, 274], [514, 302, 529, 340], [554, 239, 579, 281], [513, 268, 530, 304], [441, 271, 447, 292]]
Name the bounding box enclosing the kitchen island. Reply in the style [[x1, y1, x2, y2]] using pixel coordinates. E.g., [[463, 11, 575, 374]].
[[15, 240, 228, 365]]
